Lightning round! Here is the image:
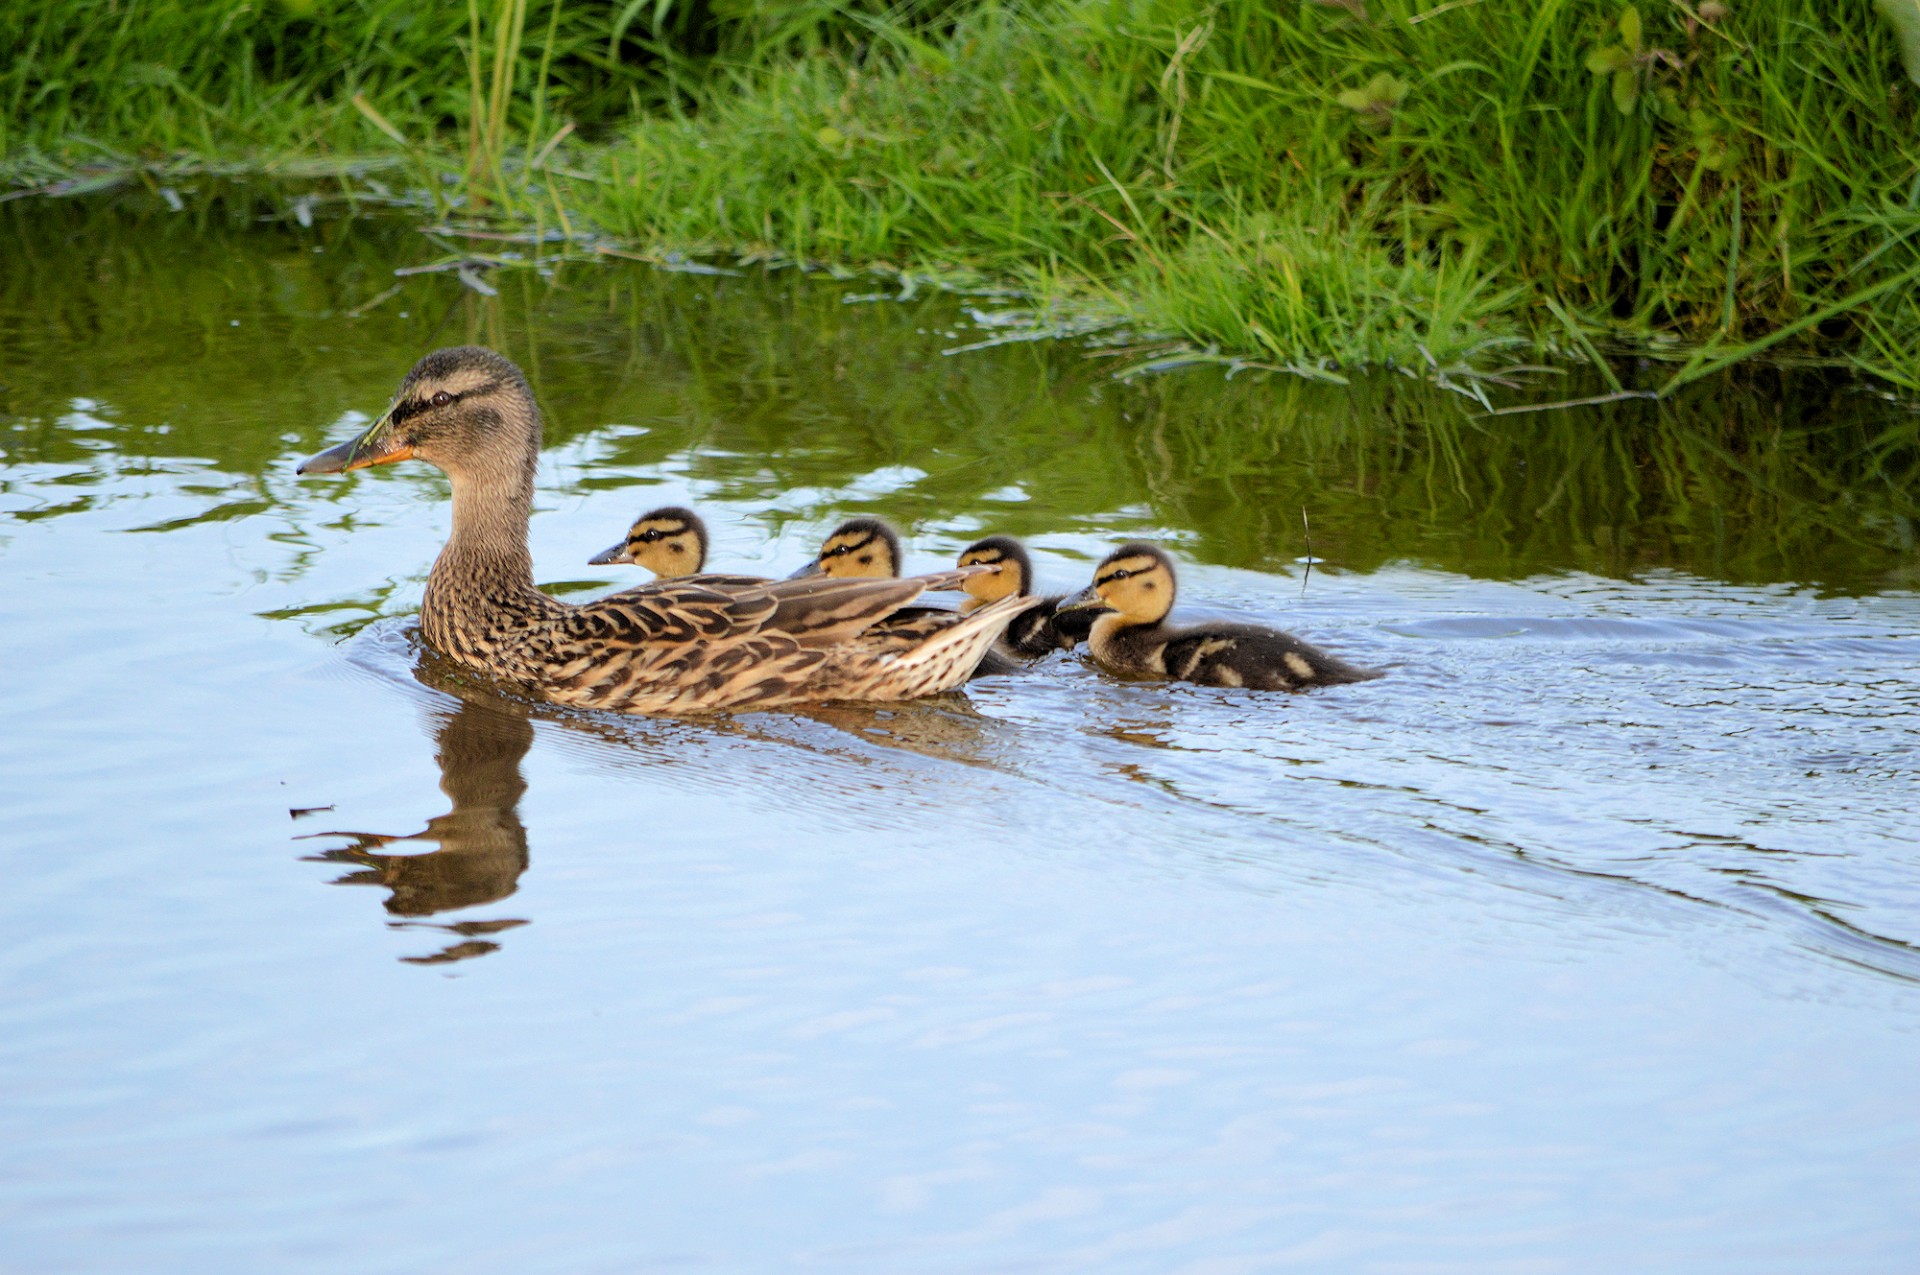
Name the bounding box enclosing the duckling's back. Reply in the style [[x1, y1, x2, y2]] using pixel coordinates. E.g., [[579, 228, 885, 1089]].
[[1134, 621, 1382, 691]]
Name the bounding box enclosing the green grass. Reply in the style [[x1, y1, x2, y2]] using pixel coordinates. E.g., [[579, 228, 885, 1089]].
[[6, 1, 1920, 389]]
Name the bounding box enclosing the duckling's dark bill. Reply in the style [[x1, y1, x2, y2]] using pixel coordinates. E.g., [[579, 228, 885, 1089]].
[[586, 541, 633, 566], [296, 416, 414, 474], [1056, 584, 1111, 613]]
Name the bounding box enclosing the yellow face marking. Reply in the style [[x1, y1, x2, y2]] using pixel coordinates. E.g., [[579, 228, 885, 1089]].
[[957, 549, 1015, 605], [816, 529, 896, 578], [1094, 555, 1174, 624], [625, 518, 702, 578]]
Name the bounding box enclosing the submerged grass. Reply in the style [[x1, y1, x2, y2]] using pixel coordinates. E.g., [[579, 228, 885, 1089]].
[[5, 1, 1920, 389]]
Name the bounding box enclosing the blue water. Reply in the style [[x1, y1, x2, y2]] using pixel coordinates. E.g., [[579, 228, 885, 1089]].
[[2, 193, 1918, 1273]]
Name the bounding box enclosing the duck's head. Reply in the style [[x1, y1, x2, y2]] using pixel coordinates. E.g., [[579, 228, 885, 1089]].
[[297, 346, 537, 486], [1059, 542, 1175, 625], [956, 535, 1034, 608], [788, 516, 903, 579], [587, 506, 708, 576]]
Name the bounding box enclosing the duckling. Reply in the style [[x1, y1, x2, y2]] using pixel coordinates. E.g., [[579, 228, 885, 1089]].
[[1058, 542, 1381, 690], [295, 346, 1037, 715], [587, 505, 709, 577], [787, 516, 902, 579], [791, 517, 1024, 676], [955, 535, 1095, 659]]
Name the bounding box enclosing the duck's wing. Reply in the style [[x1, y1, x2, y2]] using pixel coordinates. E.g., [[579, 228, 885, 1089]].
[[754, 567, 989, 647], [597, 571, 772, 601], [564, 567, 991, 649], [568, 579, 784, 643]]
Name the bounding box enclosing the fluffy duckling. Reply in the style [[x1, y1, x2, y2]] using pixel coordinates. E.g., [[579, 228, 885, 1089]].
[[955, 535, 1094, 659], [788, 516, 901, 579], [1058, 543, 1381, 690], [587, 506, 709, 577]]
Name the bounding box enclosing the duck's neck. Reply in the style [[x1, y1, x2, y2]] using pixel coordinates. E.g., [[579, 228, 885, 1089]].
[[423, 463, 557, 652], [446, 468, 534, 582]]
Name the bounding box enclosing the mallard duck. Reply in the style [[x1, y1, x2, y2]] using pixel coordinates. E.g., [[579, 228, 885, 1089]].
[[955, 534, 1095, 659], [296, 347, 1037, 714], [1058, 542, 1381, 690], [586, 505, 709, 577]]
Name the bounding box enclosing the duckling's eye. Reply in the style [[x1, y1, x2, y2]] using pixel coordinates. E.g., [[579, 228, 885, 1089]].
[[431, 390, 453, 407]]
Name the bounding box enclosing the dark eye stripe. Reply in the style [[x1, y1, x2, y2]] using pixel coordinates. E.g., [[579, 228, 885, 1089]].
[[1098, 562, 1155, 585], [389, 386, 472, 427]]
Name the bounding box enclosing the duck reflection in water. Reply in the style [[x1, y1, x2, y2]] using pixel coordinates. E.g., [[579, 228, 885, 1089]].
[[300, 697, 533, 965]]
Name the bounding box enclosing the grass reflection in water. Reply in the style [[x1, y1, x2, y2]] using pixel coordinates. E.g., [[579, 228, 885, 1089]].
[[3, 188, 1916, 597]]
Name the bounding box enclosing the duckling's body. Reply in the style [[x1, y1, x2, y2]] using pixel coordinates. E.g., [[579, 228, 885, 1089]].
[[956, 535, 1094, 660], [1062, 543, 1380, 691], [298, 348, 1035, 715], [797, 519, 1024, 677]]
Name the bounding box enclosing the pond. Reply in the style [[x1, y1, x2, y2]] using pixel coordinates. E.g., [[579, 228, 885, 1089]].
[[3, 188, 1918, 1272]]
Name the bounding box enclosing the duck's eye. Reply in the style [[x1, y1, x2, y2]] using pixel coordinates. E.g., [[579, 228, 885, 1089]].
[[432, 390, 453, 407]]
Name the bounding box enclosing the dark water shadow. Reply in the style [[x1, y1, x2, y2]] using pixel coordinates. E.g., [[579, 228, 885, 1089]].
[[299, 696, 534, 965]]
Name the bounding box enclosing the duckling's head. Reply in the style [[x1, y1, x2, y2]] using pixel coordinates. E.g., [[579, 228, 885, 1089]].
[[789, 516, 903, 579], [1061, 542, 1176, 625], [587, 506, 708, 576], [956, 535, 1034, 607], [297, 347, 538, 487]]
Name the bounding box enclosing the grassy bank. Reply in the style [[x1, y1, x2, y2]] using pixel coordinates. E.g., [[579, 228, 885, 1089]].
[[6, 1, 1920, 390]]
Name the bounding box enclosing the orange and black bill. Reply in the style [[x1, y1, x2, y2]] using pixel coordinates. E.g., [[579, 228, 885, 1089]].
[[296, 412, 414, 475]]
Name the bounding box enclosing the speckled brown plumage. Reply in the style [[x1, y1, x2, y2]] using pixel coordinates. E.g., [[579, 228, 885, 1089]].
[[298, 347, 1036, 714]]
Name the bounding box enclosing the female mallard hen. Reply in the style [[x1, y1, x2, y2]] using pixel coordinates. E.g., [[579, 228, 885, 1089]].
[[1058, 543, 1380, 690], [296, 347, 1036, 714], [587, 505, 709, 577], [955, 535, 1094, 660]]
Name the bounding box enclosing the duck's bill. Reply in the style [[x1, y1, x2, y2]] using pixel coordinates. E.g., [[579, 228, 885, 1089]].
[[785, 560, 824, 580], [1055, 584, 1112, 613], [587, 541, 634, 566], [296, 414, 413, 475]]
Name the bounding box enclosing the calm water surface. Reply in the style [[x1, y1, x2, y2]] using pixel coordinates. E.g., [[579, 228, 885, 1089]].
[[3, 191, 1919, 1272]]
